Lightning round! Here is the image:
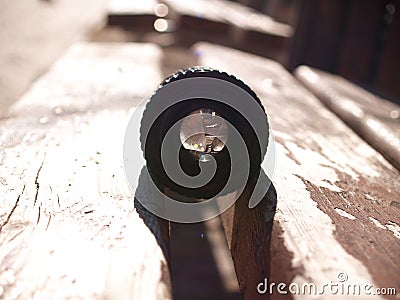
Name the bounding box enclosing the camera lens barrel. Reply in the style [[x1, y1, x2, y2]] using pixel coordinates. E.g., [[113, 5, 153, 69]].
[[140, 67, 269, 199]]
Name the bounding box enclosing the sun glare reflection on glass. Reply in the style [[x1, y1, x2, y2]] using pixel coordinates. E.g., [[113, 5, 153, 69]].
[[180, 109, 228, 159]]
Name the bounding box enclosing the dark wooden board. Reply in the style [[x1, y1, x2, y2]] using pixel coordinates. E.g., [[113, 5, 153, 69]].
[[287, 0, 400, 103], [106, 0, 293, 38], [375, 1, 400, 102], [194, 42, 400, 300], [295, 66, 400, 171], [163, 0, 292, 37], [0, 43, 171, 299], [165, 0, 292, 62], [106, 0, 292, 60]]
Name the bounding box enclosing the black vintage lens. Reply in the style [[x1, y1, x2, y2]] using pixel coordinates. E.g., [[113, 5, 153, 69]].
[[140, 67, 268, 199]]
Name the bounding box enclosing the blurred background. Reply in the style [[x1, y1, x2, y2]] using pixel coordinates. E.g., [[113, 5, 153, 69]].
[[0, 0, 399, 118]]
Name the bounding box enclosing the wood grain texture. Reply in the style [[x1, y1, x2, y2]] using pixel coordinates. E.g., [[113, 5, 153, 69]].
[[163, 0, 293, 37], [194, 42, 400, 299], [0, 43, 171, 299], [295, 65, 400, 171], [105, 0, 292, 63], [107, 0, 157, 27]]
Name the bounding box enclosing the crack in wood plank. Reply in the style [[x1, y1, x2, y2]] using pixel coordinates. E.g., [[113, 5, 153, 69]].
[[45, 215, 51, 231], [33, 157, 45, 206], [36, 203, 41, 225], [0, 185, 26, 233]]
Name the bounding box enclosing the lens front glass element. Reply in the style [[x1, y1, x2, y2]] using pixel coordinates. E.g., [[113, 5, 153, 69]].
[[180, 109, 228, 157]]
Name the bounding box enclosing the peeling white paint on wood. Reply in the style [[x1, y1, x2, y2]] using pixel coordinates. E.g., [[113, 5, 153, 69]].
[[368, 217, 400, 239], [369, 217, 386, 230], [274, 146, 383, 299], [334, 208, 356, 220], [193, 42, 399, 299], [282, 139, 342, 192], [385, 221, 400, 239]]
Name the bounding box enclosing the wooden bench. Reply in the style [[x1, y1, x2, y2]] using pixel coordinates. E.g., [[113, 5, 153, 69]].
[[0, 43, 171, 299], [295, 66, 400, 172], [1, 41, 399, 300]]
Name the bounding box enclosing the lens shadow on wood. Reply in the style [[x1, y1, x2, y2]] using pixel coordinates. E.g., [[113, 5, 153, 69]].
[[133, 166, 277, 300]]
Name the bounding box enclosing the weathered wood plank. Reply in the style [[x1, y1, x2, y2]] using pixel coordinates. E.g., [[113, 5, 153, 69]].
[[295, 66, 400, 172], [0, 43, 171, 299], [164, 0, 292, 38], [7, 42, 162, 119], [106, 0, 292, 61], [107, 0, 158, 27], [106, 0, 293, 38], [194, 42, 400, 299], [169, 0, 292, 62]]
